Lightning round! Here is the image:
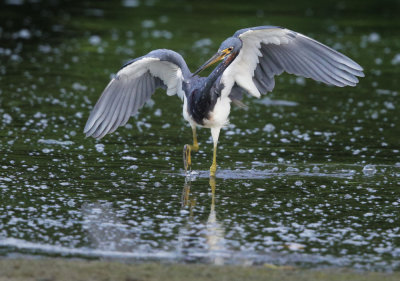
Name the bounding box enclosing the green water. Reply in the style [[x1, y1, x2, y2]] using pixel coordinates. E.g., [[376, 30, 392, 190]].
[[0, 0, 399, 271]]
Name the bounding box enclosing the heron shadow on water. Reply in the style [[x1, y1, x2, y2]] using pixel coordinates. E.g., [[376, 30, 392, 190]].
[[83, 26, 364, 177]]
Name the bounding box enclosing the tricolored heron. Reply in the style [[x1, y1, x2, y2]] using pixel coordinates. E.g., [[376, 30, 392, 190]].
[[84, 26, 364, 177]]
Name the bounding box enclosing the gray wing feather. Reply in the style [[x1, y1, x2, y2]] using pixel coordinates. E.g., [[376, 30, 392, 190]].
[[133, 76, 144, 116], [84, 49, 190, 139], [228, 26, 364, 99], [94, 82, 125, 138], [263, 32, 363, 88], [109, 78, 131, 134]]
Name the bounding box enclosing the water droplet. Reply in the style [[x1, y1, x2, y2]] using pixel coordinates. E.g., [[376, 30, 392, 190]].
[[95, 143, 105, 153], [89, 35, 101, 45], [295, 180, 303, 186], [263, 123, 275, 133], [362, 164, 376, 176]]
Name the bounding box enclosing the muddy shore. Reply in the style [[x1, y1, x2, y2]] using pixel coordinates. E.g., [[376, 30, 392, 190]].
[[0, 259, 399, 281]]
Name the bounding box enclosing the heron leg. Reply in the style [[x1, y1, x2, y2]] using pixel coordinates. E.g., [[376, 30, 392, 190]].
[[183, 126, 200, 172], [191, 126, 199, 152], [210, 127, 220, 177], [183, 144, 191, 172]]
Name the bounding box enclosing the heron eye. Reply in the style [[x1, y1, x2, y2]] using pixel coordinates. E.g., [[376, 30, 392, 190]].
[[228, 47, 233, 51]]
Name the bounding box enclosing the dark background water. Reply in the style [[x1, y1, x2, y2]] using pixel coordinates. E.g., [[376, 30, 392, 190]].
[[0, 0, 399, 271]]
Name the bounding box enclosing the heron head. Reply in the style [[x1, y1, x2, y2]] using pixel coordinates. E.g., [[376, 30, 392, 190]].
[[192, 37, 242, 77]]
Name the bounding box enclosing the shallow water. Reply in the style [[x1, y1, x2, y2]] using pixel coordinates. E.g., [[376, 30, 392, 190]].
[[0, 0, 399, 272]]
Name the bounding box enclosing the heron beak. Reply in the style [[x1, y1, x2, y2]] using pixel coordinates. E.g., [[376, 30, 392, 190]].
[[192, 50, 228, 77]]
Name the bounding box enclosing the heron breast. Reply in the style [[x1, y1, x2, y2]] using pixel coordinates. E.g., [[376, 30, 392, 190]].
[[202, 96, 231, 128]]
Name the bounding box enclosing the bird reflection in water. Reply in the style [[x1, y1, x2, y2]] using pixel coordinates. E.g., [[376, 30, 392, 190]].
[[81, 178, 226, 264], [181, 176, 226, 265]]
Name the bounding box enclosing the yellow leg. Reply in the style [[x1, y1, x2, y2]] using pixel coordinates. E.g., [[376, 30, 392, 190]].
[[191, 126, 199, 152], [183, 144, 192, 171], [210, 144, 217, 177], [183, 126, 200, 172], [209, 128, 220, 177]]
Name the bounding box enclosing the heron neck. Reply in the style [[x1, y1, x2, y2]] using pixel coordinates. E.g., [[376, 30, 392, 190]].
[[202, 61, 228, 92]]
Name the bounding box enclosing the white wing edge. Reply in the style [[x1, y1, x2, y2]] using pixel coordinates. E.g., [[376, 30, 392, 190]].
[[221, 28, 294, 98], [118, 57, 185, 99]]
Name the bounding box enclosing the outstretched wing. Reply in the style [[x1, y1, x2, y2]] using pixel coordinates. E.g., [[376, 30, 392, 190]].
[[84, 49, 191, 139], [221, 26, 364, 98]]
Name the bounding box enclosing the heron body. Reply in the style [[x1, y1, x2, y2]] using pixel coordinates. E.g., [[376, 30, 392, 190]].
[[84, 26, 364, 177], [182, 41, 239, 129]]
